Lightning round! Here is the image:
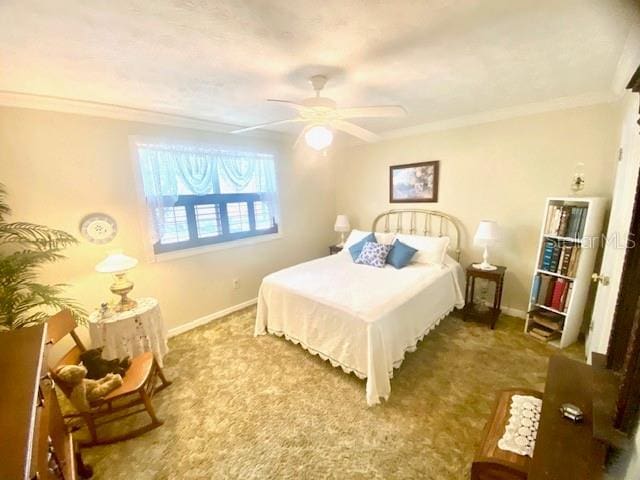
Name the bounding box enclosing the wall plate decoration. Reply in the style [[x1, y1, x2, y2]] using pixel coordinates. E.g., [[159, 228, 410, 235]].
[[79, 213, 118, 244]]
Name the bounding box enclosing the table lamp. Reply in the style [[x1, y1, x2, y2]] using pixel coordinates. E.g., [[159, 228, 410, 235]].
[[334, 215, 351, 247], [95, 251, 139, 312], [473, 220, 499, 271]]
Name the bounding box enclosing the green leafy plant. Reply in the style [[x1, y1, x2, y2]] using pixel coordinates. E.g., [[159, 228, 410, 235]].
[[0, 183, 86, 330]]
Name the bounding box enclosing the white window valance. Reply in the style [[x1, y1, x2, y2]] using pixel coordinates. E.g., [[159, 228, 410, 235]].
[[136, 143, 279, 247]]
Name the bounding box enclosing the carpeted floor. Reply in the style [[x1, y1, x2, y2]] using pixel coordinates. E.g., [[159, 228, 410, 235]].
[[82, 306, 582, 479]]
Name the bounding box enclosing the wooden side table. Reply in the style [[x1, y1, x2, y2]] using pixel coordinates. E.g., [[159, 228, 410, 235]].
[[329, 245, 343, 255], [462, 264, 506, 329]]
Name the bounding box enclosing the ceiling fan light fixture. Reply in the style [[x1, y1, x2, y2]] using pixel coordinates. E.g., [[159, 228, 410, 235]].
[[304, 125, 333, 151]]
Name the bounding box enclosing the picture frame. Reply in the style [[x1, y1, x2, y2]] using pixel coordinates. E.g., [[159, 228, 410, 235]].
[[389, 161, 440, 203]]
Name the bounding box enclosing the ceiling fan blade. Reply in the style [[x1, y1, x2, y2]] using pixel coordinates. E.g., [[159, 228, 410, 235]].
[[267, 99, 307, 111], [336, 105, 407, 119], [231, 118, 303, 134], [293, 125, 312, 149], [332, 120, 381, 143]]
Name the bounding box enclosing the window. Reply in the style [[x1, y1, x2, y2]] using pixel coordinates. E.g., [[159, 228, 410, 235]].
[[160, 206, 189, 244], [194, 204, 222, 238], [137, 143, 279, 254]]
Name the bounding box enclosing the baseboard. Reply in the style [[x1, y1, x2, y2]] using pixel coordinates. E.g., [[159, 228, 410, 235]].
[[501, 306, 527, 319], [168, 297, 258, 338], [476, 300, 527, 319]]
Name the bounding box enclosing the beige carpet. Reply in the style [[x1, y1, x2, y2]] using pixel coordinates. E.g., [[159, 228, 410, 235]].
[[82, 306, 582, 479]]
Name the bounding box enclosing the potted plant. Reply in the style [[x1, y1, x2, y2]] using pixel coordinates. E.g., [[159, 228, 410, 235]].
[[0, 184, 86, 330]]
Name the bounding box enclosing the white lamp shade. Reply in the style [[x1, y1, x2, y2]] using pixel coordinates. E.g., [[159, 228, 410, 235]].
[[95, 252, 138, 273], [305, 125, 333, 151], [334, 214, 350, 232], [474, 220, 499, 247]]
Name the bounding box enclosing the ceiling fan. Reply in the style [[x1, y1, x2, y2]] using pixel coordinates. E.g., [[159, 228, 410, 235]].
[[231, 75, 407, 150]]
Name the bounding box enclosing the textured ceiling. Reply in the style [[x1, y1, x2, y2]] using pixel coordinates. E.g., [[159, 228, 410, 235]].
[[0, 0, 637, 135]]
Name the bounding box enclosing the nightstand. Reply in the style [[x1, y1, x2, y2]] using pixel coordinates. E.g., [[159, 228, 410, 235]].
[[329, 245, 343, 255], [462, 264, 506, 329]]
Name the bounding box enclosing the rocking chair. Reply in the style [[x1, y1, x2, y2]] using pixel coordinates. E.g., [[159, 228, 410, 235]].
[[47, 309, 171, 447]]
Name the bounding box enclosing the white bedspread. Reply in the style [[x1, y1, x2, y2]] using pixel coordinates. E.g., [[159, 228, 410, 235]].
[[254, 253, 465, 405]]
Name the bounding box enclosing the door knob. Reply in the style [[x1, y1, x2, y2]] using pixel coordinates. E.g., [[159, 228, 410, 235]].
[[591, 273, 610, 286]]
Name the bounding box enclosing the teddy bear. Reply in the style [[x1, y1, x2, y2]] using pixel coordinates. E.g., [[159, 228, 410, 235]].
[[54, 364, 123, 412], [79, 347, 131, 380]]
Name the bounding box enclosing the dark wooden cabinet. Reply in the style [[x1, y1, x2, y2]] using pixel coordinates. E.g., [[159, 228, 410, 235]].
[[0, 324, 78, 480]]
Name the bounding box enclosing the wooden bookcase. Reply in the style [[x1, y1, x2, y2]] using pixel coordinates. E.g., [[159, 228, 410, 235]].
[[525, 197, 606, 348]]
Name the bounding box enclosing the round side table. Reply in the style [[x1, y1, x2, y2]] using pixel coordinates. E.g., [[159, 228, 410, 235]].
[[88, 297, 169, 367]]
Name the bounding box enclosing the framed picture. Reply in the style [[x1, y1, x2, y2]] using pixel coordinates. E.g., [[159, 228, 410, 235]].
[[389, 161, 440, 203]]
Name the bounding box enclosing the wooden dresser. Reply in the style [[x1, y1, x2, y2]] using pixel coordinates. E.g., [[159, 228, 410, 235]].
[[0, 324, 77, 480]]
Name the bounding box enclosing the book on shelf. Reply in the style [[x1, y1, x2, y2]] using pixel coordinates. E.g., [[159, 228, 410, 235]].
[[550, 278, 568, 311], [563, 283, 573, 312], [544, 205, 588, 238], [529, 310, 564, 331], [539, 240, 581, 277], [558, 207, 570, 237], [528, 326, 560, 343], [545, 206, 562, 235], [537, 275, 552, 305], [541, 239, 556, 270], [532, 274, 573, 312], [567, 248, 581, 277], [544, 277, 555, 306], [560, 245, 573, 275], [531, 275, 541, 303], [549, 244, 562, 272]]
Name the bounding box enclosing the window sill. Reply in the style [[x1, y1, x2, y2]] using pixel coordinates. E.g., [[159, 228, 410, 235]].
[[151, 232, 283, 262]]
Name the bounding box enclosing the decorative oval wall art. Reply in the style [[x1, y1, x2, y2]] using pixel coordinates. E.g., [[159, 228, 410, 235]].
[[79, 213, 118, 244]]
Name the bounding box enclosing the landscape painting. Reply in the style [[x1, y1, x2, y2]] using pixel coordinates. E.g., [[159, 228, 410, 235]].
[[389, 161, 440, 203]]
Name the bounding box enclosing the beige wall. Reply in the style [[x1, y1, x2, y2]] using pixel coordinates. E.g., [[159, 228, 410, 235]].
[[334, 103, 621, 313], [0, 106, 336, 331], [0, 102, 621, 329]]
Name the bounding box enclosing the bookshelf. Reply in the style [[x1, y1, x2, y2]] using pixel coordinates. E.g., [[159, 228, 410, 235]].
[[525, 196, 606, 348]]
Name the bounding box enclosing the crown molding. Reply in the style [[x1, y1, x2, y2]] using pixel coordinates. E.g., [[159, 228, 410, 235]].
[[0, 90, 288, 141], [378, 91, 618, 142], [0, 88, 621, 148], [611, 13, 640, 96]]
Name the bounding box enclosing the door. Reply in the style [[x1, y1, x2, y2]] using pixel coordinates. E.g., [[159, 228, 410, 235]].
[[586, 92, 640, 363]]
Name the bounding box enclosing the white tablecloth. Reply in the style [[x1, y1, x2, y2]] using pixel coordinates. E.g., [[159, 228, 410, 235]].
[[88, 297, 169, 367]]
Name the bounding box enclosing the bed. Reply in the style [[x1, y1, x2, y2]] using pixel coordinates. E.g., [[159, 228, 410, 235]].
[[254, 209, 465, 405]]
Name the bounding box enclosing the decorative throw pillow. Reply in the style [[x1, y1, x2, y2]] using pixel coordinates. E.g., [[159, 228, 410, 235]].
[[355, 242, 392, 268], [375, 232, 396, 245], [348, 232, 377, 261], [395, 233, 450, 265], [343, 230, 372, 250], [344, 230, 394, 250], [386, 239, 418, 269]]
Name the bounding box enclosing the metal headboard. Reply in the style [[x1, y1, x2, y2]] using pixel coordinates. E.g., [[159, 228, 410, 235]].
[[371, 209, 462, 261]]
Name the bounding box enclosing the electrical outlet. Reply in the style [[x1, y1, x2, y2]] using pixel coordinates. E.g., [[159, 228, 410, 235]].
[[232, 279, 240, 290]]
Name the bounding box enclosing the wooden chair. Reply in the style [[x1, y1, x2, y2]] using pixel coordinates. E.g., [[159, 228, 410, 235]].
[[47, 309, 171, 447]]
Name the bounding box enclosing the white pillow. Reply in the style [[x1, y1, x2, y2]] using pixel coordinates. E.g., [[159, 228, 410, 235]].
[[395, 233, 450, 265], [343, 229, 396, 250], [375, 232, 396, 245]]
